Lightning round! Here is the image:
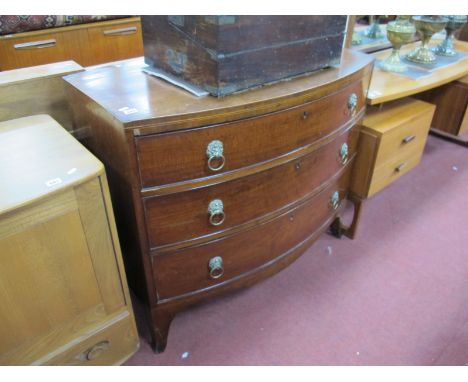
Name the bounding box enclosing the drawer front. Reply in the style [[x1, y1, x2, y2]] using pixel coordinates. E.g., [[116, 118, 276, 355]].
[[45, 313, 138, 366], [144, 127, 358, 249], [0, 29, 88, 70], [152, 168, 351, 300], [374, 109, 433, 167], [368, 145, 424, 197], [136, 79, 365, 187], [86, 21, 144, 66]]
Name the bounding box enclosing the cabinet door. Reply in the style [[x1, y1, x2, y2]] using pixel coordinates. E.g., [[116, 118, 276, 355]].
[[85, 20, 144, 66], [0, 177, 137, 365]]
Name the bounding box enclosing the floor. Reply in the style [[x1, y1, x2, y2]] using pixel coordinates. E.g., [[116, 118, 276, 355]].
[[125, 134, 468, 366]]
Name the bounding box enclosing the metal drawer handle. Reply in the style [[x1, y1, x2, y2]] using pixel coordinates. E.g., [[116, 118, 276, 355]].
[[14, 39, 56, 49], [347, 93, 358, 116], [206, 140, 225, 172], [339, 142, 349, 165], [81, 340, 110, 361], [395, 163, 406, 172], [402, 135, 416, 144], [330, 191, 340, 210], [103, 26, 137, 36], [208, 199, 225, 226], [208, 256, 224, 279]]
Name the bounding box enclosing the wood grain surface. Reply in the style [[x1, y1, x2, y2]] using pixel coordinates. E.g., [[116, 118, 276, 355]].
[[367, 39, 468, 105], [0, 116, 139, 364], [0, 61, 83, 130], [64, 49, 374, 352]]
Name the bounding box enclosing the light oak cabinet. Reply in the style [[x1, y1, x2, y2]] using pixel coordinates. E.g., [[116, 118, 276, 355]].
[[0, 115, 139, 365], [351, 98, 436, 198]]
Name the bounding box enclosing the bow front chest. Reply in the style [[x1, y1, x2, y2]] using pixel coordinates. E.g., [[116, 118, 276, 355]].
[[64, 50, 374, 352]]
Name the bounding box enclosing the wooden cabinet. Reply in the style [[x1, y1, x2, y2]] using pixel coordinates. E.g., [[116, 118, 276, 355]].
[[351, 98, 436, 198], [0, 61, 83, 131], [63, 50, 374, 352], [0, 17, 143, 70], [415, 75, 468, 143], [0, 115, 139, 365], [141, 16, 348, 96]]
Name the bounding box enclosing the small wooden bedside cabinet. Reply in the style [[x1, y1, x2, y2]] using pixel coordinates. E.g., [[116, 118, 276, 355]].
[[351, 98, 436, 198], [0, 115, 139, 365]]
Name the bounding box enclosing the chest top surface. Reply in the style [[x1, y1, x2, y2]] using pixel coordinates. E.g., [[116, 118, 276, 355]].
[[63, 50, 374, 133], [0, 114, 102, 215]]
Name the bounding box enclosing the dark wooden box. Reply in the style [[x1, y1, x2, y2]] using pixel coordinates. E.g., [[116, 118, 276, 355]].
[[141, 16, 348, 96]]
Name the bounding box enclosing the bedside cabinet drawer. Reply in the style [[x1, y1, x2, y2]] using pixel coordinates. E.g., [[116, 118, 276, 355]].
[[368, 146, 424, 196], [375, 110, 434, 168]]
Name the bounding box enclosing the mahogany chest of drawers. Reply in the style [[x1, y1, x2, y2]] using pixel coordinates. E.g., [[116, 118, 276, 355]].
[[64, 49, 374, 352]]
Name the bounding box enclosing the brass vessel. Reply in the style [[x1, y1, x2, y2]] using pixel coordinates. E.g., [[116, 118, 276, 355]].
[[406, 16, 448, 64], [433, 15, 468, 56], [378, 16, 416, 72]]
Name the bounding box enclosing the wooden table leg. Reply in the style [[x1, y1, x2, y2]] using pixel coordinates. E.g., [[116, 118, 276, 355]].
[[429, 128, 468, 148], [330, 192, 364, 240], [149, 306, 176, 353]]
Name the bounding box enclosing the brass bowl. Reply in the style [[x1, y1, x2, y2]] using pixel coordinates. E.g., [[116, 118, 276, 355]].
[[378, 19, 416, 72], [406, 16, 448, 64], [433, 15, 468, 56]]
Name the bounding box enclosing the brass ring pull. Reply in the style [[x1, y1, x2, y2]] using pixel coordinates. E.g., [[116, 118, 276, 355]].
[[402, 135, 416, 144], [339, 142, 349, 165], [347, 93, 358, 116], [330, 191, 340, 210], [208, 199, 225, 226], [208, 256, 224, 279], [206, 140, 225, 172]]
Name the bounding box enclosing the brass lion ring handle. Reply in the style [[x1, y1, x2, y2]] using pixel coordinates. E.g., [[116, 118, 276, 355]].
[[348, 93, 358, 116], [330, 191, 340, 210], [208, 199, 225, 226], [206, 140, 225, 172], [339, 142, 349, 165], [208, 256, 224, 279]]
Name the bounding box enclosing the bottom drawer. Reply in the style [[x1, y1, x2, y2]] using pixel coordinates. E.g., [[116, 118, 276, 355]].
[[152, 168, 351, 301], [45, 312, 138, 366], [368, 148, 423, 196]]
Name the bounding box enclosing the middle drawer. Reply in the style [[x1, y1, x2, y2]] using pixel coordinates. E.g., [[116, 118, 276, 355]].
[[143, 127, 358, 250]]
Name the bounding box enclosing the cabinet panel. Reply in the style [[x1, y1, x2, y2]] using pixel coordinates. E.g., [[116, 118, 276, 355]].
[[0, 29, 88, 70], [86, 21, 144, 66], [0, 115, 138, 365], [0, 208, 102, 356]]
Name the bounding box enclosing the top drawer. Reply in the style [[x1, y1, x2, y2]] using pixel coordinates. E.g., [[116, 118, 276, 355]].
[[135, 79, 365, 188]]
